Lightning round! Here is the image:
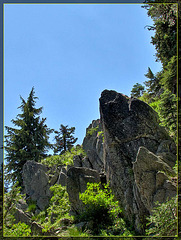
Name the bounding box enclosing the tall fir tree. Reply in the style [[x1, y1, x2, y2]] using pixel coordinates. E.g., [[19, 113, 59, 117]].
[[144, 67, 162, 98], [54, 124, 78, 155], [138, 2, 178, 139], [5, 87, 53, 187]]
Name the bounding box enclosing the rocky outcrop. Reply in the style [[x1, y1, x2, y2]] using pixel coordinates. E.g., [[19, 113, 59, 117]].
[[82, 119, 104, 172], [133, 147, 176, 213], [20, 89, 176, 235], [14, 208, 32, 225], [99, 90, 176, 233], [22, 161, 51, 211], [66, 167, 101, 215]]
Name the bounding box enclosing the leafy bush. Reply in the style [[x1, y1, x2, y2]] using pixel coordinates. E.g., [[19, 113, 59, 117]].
[[86, 126, 99, 137], [48, 184, 71, 220], [4, 182, 25, 226], [34, 184, 71, 233], [4, 222, 31, 237], [41, 145, 86, 168], [78, 182, 132, 236], [97, 131, 104, 142], [146, 196, 177, 237]]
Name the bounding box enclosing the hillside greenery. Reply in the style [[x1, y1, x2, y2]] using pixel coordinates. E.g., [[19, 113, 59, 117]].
[[3, 1, 179, 238], [131, 2, 178, 141], [41, 145, 86, 168]]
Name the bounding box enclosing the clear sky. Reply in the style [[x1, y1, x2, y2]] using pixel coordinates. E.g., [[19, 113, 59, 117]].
[[4, 3, 162, 150]]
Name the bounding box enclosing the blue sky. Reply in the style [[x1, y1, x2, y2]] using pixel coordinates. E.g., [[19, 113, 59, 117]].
[[4, 3, 162, 149]]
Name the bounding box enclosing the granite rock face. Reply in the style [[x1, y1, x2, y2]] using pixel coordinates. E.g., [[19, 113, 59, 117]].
[[66, 167, 101, 215], [82, 119, 104, 172], [22, 160, 51, 211], [133, 147, 176, 213], [99, 90, 176, 233]]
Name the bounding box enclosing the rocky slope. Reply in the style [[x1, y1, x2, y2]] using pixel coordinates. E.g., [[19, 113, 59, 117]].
[[19, 89, 176, 235]]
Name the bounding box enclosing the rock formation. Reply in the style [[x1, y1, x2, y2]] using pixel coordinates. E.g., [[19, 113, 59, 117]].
[[66, 167, 101, 215], [22, 161, 51, 211], [20, 89, 177, 235], [82, 119, 104, 172], [99, 90, 176, 233], [133, 147, 176, 213]]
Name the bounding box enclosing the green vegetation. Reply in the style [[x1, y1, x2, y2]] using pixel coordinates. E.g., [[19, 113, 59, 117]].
[[3, 2, 179, 238], [146, 197, 177, 237], [4, 222, 31, 237], [86, 125, 99, 137], [33, 184, 71, 234], [3, 182, 29, 237], [27, 200, 37, 213], [4, 182, 25, 226], [97, 130, 104, 142], [41, 145, 86, 168], [54, 124, 78, 155], [131, 83, 145, 98], [78, 182, 133, 236], [131, 2, 178, 141]]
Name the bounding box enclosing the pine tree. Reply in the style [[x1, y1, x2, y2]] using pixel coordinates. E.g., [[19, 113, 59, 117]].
[[131, 83, 145, 98], [54, 124, 78, 155], [5, 87, 53, 187], [158, 89, 177, 137], [144, 67, 162, 98]]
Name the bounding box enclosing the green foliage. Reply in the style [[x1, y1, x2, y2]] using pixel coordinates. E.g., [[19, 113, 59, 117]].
[[86, 125, 99, 137], [34, 184, 71, 234], [144, 67, 162, 98], [78, 182, 132, 236], [161, 56, 177, 93], [5, 87, 53, 187], [158, 89, 177, 137], [131, 83, 145, 98], [54, 124, 78, 155], [4, 222, 31, 237], [27, 201, 36, 213], [133, 3, 178, 142], [149, 99, 162, 113], [41, 145, 86, 168], [48, 184, 71, 220], [4, 182, 25, 226], [146, 197, 177, 237], [97, 130, 104, 142], [143, 3, 177, 67], [3, 182, 30, 237]]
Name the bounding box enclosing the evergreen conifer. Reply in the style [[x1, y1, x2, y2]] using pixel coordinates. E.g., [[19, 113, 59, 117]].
[[5, 87, 53, 187], [54, 124, 78, 155]]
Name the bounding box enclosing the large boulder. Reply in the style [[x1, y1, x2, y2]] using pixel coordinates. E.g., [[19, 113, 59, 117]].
[[99, 90, 176, 233], [66, 167, 101, 215], [82, 119, 104, 172], [133, 147, 176, 213], [22, 160, 51, 211], [14, 208, 32, 225]]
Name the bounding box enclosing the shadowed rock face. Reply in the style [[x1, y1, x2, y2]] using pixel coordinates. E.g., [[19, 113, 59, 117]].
[[66, 167, 101, 215], [22, 161, 51, 211], [133, 147, 176, 213], [82, 119, 104, 172], [99, 90, 176, 233]]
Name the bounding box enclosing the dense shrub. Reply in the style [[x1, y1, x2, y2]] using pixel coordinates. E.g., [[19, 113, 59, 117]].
[[4, 182, 25, 226], [41, 145, 86, 168], [146, 196, 177, 237], [34, 184, 71, 233], [78, 182, 133, 236], [4, 222, 31, 237], [86, 126, 99, 137]]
